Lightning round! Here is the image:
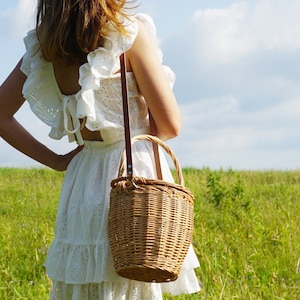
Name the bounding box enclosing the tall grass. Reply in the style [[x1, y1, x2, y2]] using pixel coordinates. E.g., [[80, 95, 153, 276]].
[[0, 168, 62, 299], [0, 168, 300, 299]]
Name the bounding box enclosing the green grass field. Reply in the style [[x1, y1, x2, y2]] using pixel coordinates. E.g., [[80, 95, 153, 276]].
[[0, 168, 299, 299]]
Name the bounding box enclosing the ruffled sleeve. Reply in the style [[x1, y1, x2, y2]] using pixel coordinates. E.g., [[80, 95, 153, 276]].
[[20, 30, 39, 76], [21, 30, 65, 140], [75, 17, 139, 132]]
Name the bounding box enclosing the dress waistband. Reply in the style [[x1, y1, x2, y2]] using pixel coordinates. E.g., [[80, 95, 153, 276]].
[[82, 128, 150, 153], [82, 140, 124, 153]]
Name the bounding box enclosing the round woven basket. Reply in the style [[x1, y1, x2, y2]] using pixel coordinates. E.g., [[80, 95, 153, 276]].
[[108, 135, 194, 283]]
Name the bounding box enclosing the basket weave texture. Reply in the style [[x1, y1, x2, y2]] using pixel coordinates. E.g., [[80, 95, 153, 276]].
[[108, 135, 194, 283]]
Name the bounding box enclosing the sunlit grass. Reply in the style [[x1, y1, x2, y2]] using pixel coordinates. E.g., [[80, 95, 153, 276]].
[[1, 168, 300, 299]]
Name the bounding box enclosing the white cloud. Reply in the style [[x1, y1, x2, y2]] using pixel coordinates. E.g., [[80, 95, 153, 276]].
[[190, 2, 252, 64], [249, 0, 300, 51], [186, 0, 300, 66], [162, 0, 300, 168], [168, 96, 300, 170]]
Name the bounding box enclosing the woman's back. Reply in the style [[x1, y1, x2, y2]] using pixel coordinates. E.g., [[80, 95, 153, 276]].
[[52, 63, 81, 96]]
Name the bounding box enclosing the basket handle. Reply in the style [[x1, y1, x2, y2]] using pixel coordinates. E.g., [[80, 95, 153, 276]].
[[118, 134, 185, 186]]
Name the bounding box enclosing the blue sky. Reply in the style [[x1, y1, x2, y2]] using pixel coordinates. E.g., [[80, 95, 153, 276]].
[[1, 0, 300, 170]]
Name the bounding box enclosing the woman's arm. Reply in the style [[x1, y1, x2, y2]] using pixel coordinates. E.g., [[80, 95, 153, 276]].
[[0, 59, 82, 171], [127, 20, 182, 141]]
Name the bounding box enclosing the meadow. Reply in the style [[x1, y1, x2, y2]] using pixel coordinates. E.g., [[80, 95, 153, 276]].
[[0, 167, 299, 299]]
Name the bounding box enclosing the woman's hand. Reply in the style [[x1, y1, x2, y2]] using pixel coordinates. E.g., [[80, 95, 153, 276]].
[[52, 145, 84, 171]]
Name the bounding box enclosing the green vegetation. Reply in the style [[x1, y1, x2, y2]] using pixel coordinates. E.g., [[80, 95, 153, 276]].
[[0, 168, 300, 299]]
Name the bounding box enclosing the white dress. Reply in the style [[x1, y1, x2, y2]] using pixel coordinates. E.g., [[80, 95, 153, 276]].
[[20, 13, 200, 300]]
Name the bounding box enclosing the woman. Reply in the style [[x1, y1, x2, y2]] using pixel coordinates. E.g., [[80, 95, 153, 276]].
[[0, 0, 200, 299]]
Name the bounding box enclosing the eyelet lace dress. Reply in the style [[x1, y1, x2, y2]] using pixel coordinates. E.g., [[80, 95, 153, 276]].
[[20, 13, 201, 300]]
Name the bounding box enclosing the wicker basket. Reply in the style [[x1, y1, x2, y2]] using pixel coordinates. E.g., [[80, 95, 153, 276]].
[[108, 134, 194, 283]]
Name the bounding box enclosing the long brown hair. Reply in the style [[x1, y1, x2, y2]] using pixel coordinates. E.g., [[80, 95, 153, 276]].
[[36, 0, 133, 64]]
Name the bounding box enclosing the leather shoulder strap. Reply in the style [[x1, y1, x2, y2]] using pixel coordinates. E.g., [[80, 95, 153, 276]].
[[120, 53, 162, 180], [120, 53, 133, 179]]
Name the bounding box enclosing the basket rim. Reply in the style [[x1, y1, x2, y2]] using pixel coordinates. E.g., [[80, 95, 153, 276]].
[[110, 176, 195, 200]]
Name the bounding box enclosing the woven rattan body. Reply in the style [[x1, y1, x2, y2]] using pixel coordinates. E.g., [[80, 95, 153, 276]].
[[108, 135, 195, 282]]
